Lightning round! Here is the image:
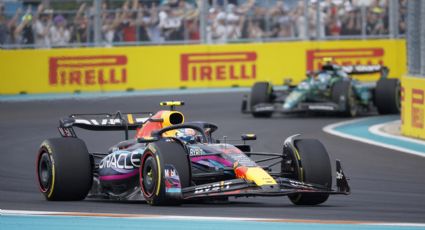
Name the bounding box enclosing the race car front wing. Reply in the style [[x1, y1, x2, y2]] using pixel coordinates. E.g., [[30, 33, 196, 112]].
[[182, 160, 350, 200], [247, 102, 348, 114]]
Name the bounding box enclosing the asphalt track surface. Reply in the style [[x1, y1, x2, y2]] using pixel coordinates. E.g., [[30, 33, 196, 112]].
[[1, 92, 424, 223]]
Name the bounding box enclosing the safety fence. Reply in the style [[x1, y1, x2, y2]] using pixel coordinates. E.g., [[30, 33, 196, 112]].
[[0, 0, 406, 49]]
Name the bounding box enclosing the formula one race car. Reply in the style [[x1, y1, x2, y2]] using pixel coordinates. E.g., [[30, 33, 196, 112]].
[[242, 63, 400, 117], [36, 101, 350, 206]]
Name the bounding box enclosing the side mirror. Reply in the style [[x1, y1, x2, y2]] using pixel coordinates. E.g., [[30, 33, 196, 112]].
[[60, 117, 75, 128], [241, 134, 257, 141], [137, 136, 159, 143]]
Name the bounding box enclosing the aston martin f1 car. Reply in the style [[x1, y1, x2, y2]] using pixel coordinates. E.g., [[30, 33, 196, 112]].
[[36, 101, 350, 206], [242, 64, 400, 117]]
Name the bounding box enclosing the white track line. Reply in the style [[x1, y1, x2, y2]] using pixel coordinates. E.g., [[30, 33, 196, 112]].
[[369, 120, 425, 146], [2, 209, 425, 227], [323, 118, 425, 158]]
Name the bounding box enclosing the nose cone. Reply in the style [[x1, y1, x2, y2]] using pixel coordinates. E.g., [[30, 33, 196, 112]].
[[283, 91, 305, 111], [283, 101, 294, 110]]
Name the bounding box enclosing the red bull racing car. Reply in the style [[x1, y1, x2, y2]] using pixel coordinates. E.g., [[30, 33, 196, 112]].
[[36, 101, 350, 206]]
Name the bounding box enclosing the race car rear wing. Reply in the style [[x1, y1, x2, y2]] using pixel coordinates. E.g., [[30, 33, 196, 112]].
[[58, 111, 157, 140], [341, 65, 389, 78]]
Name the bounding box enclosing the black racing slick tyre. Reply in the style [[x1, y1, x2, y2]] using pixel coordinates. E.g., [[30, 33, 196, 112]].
[[250, 82, 273, 118], [288, 139, 332, 205], [375, 78, 400, 114], [36, 138, 93, 201], [332, 80, 357, 117], [140, 139, 190, 206]]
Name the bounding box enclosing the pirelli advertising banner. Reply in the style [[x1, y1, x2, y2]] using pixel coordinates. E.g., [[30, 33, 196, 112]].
[[0, 39, 406, 94], [401, 76, 425, 139]]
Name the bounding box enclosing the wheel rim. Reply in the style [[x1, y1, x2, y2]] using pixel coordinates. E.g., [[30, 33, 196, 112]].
[[140, 153, 157, 198], [38, 152, 52, 193]]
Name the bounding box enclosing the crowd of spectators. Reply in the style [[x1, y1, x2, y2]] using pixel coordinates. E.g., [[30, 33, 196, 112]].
[[0, 0, 407, 48]]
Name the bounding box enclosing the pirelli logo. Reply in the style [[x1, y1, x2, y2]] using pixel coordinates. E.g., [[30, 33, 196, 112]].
[[306, 48, 384, 71], [49, 55, 128, 86], [180, 52, 257, 81], [412, 88, 424, 129]]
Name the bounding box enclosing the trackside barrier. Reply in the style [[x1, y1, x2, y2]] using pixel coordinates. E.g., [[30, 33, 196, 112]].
[[401, 76, 425, 140], [0, 39, 406, 95]]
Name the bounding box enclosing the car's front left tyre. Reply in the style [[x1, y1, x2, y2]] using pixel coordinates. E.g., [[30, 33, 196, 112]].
[[140, 139, 191, 206]]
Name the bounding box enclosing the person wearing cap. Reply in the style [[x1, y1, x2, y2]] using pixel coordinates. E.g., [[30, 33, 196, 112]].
[[366, 7, 385, 35], [211, 11, 227, 43], [14, 7, 34, 46], [71, 3, 89, 45], [341, 6, 361, 36], [50, 14, 70, 47], [34, 5, 53, 48]]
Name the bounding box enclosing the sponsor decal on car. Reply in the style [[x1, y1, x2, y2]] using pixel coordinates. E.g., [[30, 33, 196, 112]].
[[164, 165, 182, 195], [180, 52, 257, 82], [49, 55, 128, 86], [253, 105, 274, 112], [74, 117, 148, 126], [341, 65, 382, 73], [193, 181, 232, 194], [308, 105, 335, 111], [99, 150, 142, 169], [188, 146, 204, 156]]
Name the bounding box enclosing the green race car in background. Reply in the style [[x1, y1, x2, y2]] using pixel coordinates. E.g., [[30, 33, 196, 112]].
[[242, 64, 400, 118]]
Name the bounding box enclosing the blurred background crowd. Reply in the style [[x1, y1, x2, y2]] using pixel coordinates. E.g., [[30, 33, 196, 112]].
[[0, 0, 407, 48]]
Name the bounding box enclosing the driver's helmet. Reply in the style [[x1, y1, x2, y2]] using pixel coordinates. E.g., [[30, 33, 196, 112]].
[[316, 73, 331, 90], [322, 57, 333, 70], [174, 128, 197, 143], [321, 57, 337, 71]]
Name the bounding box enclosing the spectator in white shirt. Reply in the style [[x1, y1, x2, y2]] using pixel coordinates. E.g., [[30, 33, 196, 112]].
[[50, 15, 70, 47], [34, 7, 53, 48]]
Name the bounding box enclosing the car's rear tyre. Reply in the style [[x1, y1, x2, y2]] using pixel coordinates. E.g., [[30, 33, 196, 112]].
[[250, 82, 273, 118], [288, 139, 332, 205], [140, 140, 190, 206], [374, 78, 400, 114], [332, 80, 357, 117], [36, 138, 92, 201]]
